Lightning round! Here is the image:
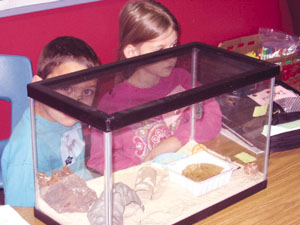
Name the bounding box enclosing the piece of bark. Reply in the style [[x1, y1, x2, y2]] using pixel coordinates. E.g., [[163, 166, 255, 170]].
[[38, 166, 97, 213]]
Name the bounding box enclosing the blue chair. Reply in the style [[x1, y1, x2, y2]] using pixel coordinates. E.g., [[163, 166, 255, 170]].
[[0, 54, 33, 188]]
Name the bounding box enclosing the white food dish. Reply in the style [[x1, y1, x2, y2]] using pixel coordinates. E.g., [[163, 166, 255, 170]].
[[167, 151, 238, 196]]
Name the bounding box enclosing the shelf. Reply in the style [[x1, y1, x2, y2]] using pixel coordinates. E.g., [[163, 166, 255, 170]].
[[0, 0, 100, 18]]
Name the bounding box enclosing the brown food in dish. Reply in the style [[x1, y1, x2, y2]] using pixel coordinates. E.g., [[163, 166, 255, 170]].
[[182, 163, 223, 182]]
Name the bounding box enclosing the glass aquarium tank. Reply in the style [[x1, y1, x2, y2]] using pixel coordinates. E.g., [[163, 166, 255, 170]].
[[27, 42, 280, 225]]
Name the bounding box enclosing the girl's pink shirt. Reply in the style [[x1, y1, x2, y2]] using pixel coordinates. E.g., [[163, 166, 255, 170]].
[[87, 68, 222, 174]]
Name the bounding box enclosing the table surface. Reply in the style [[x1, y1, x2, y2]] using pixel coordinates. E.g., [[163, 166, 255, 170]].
[[13, 147, 300, 225]]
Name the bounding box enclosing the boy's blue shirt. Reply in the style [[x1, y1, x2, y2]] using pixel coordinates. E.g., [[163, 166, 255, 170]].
[[1, 108, 93, 207]]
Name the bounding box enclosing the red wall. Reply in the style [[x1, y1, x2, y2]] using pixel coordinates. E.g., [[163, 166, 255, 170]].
[[0, 0, 292, 139], [0, 0, 290, 70]]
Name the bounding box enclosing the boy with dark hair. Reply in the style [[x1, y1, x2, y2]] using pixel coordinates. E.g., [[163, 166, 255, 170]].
[[1, 36, 101, 206]]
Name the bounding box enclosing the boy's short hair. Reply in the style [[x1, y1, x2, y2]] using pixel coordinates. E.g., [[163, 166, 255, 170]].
[[37, 36, 100, 79]]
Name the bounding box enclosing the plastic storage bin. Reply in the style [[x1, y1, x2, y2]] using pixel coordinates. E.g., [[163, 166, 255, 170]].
[[218, 34, 300, 91], [27, 42, 280, 225]]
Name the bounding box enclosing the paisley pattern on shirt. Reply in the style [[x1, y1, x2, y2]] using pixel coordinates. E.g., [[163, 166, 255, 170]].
[[131, 115, 183, 159]]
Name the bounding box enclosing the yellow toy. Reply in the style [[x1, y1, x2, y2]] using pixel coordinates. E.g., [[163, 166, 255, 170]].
[[246, 51, 259, 59]]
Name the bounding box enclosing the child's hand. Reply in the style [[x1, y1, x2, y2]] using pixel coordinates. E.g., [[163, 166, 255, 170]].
[[143, 137, 182, 162]]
